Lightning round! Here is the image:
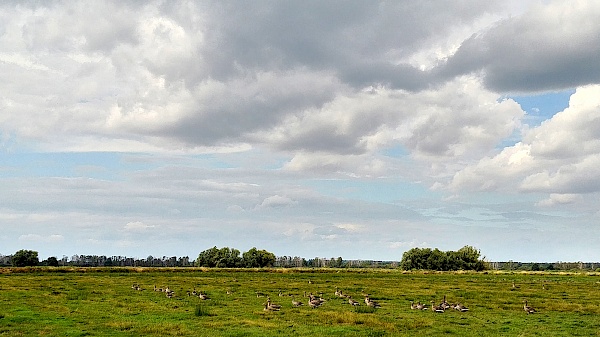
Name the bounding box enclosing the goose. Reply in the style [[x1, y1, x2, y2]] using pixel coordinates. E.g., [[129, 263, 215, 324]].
[[430, 301, 444, 313], [198, 292, 209, 300], [308, 293, 325, 304], [523, 300, 535, 314], [367, 299, 381, 308], [348, 297, 360, 306], [309, 299, 322, 309], [440, 295, 451, 310], [266, 297, 281, 310], [453, 303, 469, 312], [292, 298, 304, 307], [416, 301, 427, 310], [264, 302, 279, 312], [410, 301, 418, 310], [364, 296, 381, 308]]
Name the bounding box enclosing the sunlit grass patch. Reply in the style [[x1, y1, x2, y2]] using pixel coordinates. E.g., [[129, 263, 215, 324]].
[[106, 320, 135, 331]]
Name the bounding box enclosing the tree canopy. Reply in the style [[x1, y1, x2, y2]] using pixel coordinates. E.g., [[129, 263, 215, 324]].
[[400, 245, 486, 271], [12, 249, 39, 267], [195, 246, 275, 268], [242, 247, 276, 268], [195, 246, 242, 268]]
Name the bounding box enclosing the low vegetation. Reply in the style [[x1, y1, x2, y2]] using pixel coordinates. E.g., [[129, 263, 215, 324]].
[[1, 267, 599, 336]]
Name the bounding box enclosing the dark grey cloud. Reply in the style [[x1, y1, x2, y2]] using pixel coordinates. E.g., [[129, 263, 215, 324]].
[[155, 1, 500, 90], [154, 72, 341, 146], [435, 2, 600, 93]]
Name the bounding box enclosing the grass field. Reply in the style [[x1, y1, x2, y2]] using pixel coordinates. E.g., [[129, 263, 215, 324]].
[[1, 267, 599, 336]]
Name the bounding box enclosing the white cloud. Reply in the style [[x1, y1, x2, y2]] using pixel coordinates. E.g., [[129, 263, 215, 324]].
[[256, 195, 297, 209], [536, 194, 581, 207], [388, 239, 429, 250], [123, 221, 155, 232], [19, 234, 64, 243], [450, 85, 600, 195]]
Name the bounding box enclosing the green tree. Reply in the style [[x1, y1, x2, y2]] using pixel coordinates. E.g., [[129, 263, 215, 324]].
[[195, 246, 242, 268], [456, 245, 485, 271], [400, 247, 433, 270], [12, 249, 39, 267], [46, 256, 59, 267], [400, 246, 486, 271], [242, 247, 276, 268]]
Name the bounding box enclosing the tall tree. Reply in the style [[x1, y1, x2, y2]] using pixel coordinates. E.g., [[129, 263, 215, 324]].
[[46, 256, 59, 267], [242, 247, 276, 268], [195, 246, 242, 268], [12, 249, 39, 267]]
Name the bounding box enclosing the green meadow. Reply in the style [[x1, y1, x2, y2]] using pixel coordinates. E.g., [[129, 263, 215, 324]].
[[1, 268, 599, 336]]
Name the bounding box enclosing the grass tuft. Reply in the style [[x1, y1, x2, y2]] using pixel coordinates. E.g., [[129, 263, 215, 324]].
[[354, 306, 377, 314], [194, 304, 213, 317]]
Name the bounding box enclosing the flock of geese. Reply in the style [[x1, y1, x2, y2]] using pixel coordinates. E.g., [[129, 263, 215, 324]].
[[263, 288, 383, 311], [410, 295, 469, 313], [131, 282, 538, 315]]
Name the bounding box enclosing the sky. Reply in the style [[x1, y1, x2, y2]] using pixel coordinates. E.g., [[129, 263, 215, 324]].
[[1, 1, 600, 263]]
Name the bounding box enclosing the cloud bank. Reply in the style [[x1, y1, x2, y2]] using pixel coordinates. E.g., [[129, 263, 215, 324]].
[[1, 1, 600, 261]]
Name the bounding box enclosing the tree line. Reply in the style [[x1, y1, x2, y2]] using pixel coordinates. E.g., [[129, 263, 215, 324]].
[[0, 246, 489, 271], [0, 247, 278, 268], [10, 245, 596, 271]]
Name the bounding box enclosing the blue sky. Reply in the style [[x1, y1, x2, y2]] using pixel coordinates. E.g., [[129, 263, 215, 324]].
[[2, 1, 600, 262]]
